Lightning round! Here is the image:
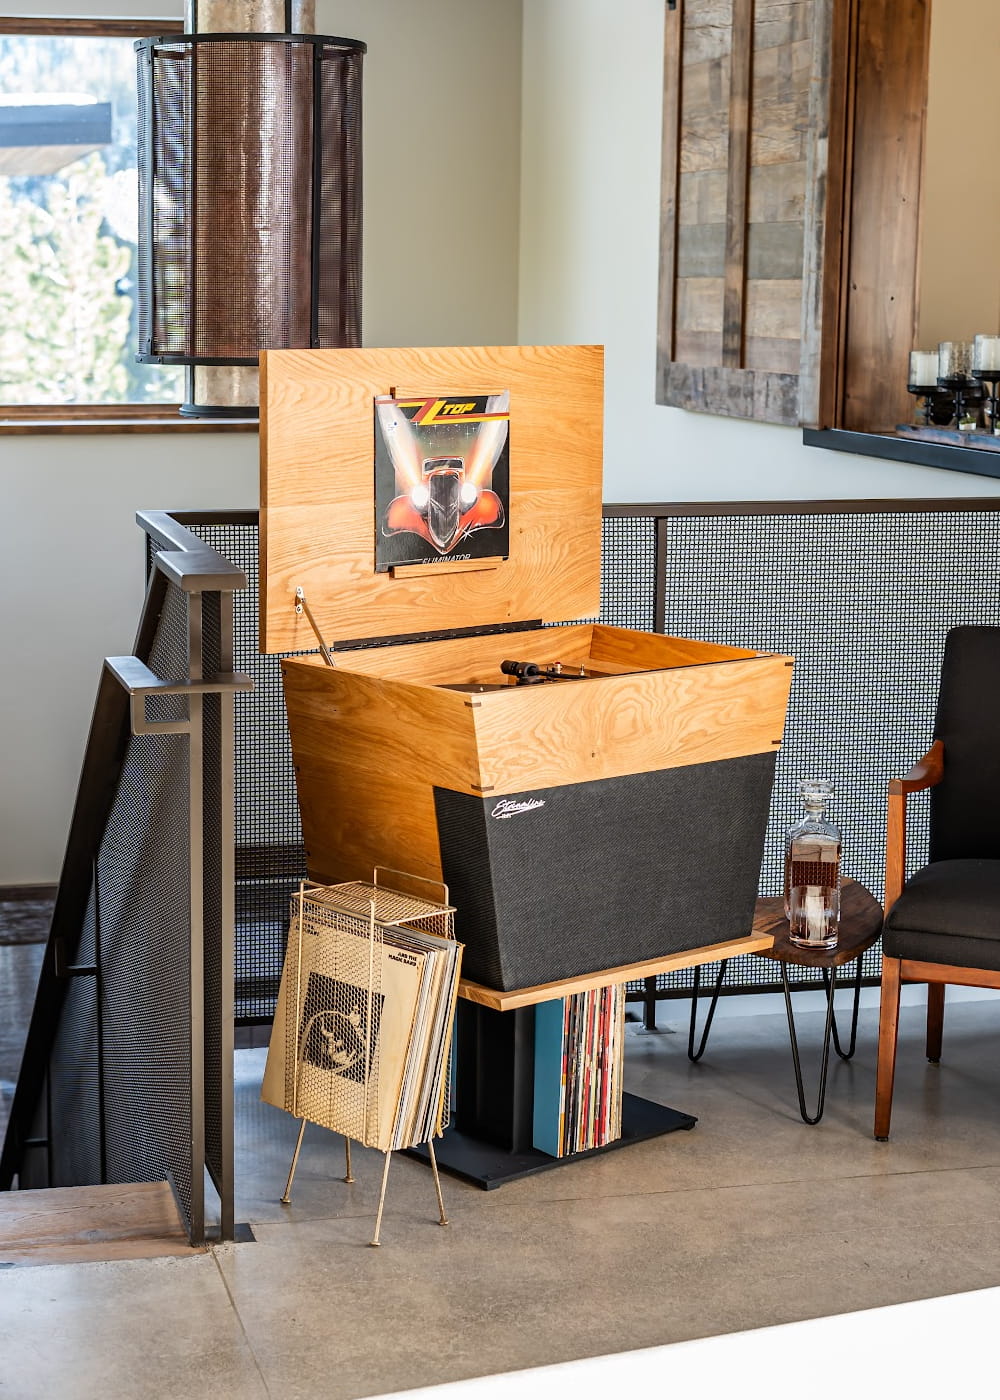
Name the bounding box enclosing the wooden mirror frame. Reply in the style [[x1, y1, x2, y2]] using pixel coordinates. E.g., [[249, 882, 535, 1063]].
[[657, 0, 931, 438]]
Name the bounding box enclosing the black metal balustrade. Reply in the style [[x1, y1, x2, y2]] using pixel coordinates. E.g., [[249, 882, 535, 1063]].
[[0, 514, 251, 1244]]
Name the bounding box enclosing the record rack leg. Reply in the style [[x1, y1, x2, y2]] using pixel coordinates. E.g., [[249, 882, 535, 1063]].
[[281, 1118, 450, 1245]]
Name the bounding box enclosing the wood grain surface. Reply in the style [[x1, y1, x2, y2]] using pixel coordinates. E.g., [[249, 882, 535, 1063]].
[[753, 878, 882, 968], [458, 928, 779, 1012], [839, 0, 929, 433], [722, 0, 753, 366], [282, 628, 793, 889], [260, 345, 603, 654], [468, 651, 793, 795], [0, 1182, 202, 1265], [658, 0, 839, 423]]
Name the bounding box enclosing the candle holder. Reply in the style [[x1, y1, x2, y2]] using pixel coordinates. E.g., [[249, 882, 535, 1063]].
[[907, 381, 941, 426], [972, 370, 1000, 434], [938, 374, 978, 430]]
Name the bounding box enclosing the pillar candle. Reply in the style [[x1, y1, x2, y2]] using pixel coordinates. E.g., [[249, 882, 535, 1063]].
[[974, 335, 1000, 372], [908, 350, 939, 387]]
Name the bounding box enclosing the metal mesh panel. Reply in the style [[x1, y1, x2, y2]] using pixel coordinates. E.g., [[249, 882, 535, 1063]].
[[317, 47, 364, 348], [96, 580, 197, 1229], [48, 883, 101, 1187], [190, 522, 312, 1022], [601, 515, 656, 630], [136, 37, 363, 363], [630, 508, 1000, 997], [190, 508, 1000, 1014]]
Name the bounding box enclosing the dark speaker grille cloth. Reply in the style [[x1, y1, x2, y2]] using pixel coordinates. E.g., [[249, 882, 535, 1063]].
[[137, 38, 363, 361], [435, 756, 777, 991]]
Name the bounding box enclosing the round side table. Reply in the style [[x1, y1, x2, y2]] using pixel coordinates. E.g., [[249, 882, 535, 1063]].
[[688, 879, 883, 1123]]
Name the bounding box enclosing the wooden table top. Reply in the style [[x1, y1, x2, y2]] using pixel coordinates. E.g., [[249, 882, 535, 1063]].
[[751, 878, 883, 969], [456, 879, 884, 1010]]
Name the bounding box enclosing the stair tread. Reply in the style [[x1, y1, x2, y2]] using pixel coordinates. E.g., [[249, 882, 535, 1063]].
[[0, 1181, 204, 1265]]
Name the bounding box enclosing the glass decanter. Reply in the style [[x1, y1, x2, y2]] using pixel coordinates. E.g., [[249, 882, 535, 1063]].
[[783, 779, 842, 950]]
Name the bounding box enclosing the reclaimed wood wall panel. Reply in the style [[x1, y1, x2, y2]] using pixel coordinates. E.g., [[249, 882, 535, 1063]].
[[661, 0, 933, 436], [840, 0, 930, 433], [722, 0, 753, 365], [658, 0, 831, 425]]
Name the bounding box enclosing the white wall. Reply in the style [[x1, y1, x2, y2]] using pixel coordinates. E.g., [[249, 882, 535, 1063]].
[[518, 0, 1000, 504], [0, 0, 522, 885], [0, 435, 258, 885]]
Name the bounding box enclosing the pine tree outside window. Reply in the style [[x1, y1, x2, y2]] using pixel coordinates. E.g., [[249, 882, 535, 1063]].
[[0, 19, 191, 422]]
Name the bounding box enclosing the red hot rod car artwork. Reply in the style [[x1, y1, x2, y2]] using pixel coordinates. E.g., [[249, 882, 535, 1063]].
[[375, 392, 509, 561]]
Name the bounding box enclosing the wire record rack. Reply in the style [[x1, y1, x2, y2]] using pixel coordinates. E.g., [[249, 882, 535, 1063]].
[[268, 869, 461, 1246]]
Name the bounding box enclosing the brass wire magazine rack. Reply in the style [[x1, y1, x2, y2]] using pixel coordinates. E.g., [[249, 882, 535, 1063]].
[[262, 871, 461, 1245]]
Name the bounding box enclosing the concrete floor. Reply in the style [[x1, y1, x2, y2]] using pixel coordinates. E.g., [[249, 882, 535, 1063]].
[[3, 950, 1000, 1399]]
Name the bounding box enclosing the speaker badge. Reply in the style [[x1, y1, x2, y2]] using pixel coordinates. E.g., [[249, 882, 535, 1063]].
[[490, 798, 545, 820]]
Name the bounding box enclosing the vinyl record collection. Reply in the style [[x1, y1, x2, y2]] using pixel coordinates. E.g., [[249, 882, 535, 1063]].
[[263, 879, 461, 1153], [532, 983, 626, 1158]]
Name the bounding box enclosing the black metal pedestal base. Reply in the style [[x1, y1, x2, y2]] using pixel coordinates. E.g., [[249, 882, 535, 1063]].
[[405, 1093, 697, 1189]]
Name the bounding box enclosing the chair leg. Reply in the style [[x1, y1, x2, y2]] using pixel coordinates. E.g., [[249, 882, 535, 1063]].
[[926, 983, 945, 1063], [875, 954, 903, 1141]]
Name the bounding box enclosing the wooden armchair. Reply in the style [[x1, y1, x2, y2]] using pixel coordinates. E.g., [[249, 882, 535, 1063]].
[[875, 626, 1000, 1140]]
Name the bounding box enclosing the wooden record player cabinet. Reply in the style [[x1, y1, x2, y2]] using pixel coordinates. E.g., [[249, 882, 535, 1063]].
[[259, 344, 793, 1183]]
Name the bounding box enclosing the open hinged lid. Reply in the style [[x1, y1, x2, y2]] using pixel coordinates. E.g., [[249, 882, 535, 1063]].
[[259, 344, 604, 654]]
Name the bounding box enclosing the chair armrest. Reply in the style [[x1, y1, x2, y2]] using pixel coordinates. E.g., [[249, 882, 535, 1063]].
[[889, 740, 945, 796], [884, 740, 944, 915]]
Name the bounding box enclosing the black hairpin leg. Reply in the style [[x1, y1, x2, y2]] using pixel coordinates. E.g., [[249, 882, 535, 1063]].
[[825, 956, 865, 1061], [688, 960, 730, 1062], [781, 960, 859, 1124]]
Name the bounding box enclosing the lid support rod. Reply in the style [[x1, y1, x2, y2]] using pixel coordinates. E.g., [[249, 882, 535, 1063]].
[[294, 587, 337, 667]]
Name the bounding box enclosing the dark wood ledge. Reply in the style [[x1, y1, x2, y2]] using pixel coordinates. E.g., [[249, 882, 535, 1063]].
[[0, 418, 258, 435], [803, 427, 1000, 481]]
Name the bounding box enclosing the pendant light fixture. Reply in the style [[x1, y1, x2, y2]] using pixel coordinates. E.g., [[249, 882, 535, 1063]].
[[135, 3, 364, 417]]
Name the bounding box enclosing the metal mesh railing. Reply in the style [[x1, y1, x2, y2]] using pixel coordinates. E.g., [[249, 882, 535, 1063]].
[[600, 504, 1000, 1003], [183, 503, 1000, 1015], [185, 521, 313, 1023], [3, 518, 245, 1243]]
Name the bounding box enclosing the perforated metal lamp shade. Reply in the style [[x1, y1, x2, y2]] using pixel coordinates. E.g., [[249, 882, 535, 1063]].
[[135, 34, 364, 371]]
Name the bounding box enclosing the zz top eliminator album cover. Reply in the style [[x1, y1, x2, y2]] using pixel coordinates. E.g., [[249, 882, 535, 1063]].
[[374, 391, 510, 570]]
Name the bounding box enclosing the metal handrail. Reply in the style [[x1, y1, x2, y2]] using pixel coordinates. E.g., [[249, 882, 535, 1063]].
[[1, 514, 248, 1243]]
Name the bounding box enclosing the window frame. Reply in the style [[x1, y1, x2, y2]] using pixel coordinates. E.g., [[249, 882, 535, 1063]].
[[0, 16, 256, 433]]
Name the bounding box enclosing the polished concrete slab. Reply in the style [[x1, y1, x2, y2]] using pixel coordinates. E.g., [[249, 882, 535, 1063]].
[[3, 991, 1000, 1398]]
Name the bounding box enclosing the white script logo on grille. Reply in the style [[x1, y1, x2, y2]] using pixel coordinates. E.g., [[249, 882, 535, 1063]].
[[490, 798, 545, 820]]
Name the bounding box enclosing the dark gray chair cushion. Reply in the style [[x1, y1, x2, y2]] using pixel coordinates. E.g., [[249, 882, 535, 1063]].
[[883, 859, 1000, 969]]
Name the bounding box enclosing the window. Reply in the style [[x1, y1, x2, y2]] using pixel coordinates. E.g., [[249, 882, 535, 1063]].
[[0, 18, 186, 419]]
